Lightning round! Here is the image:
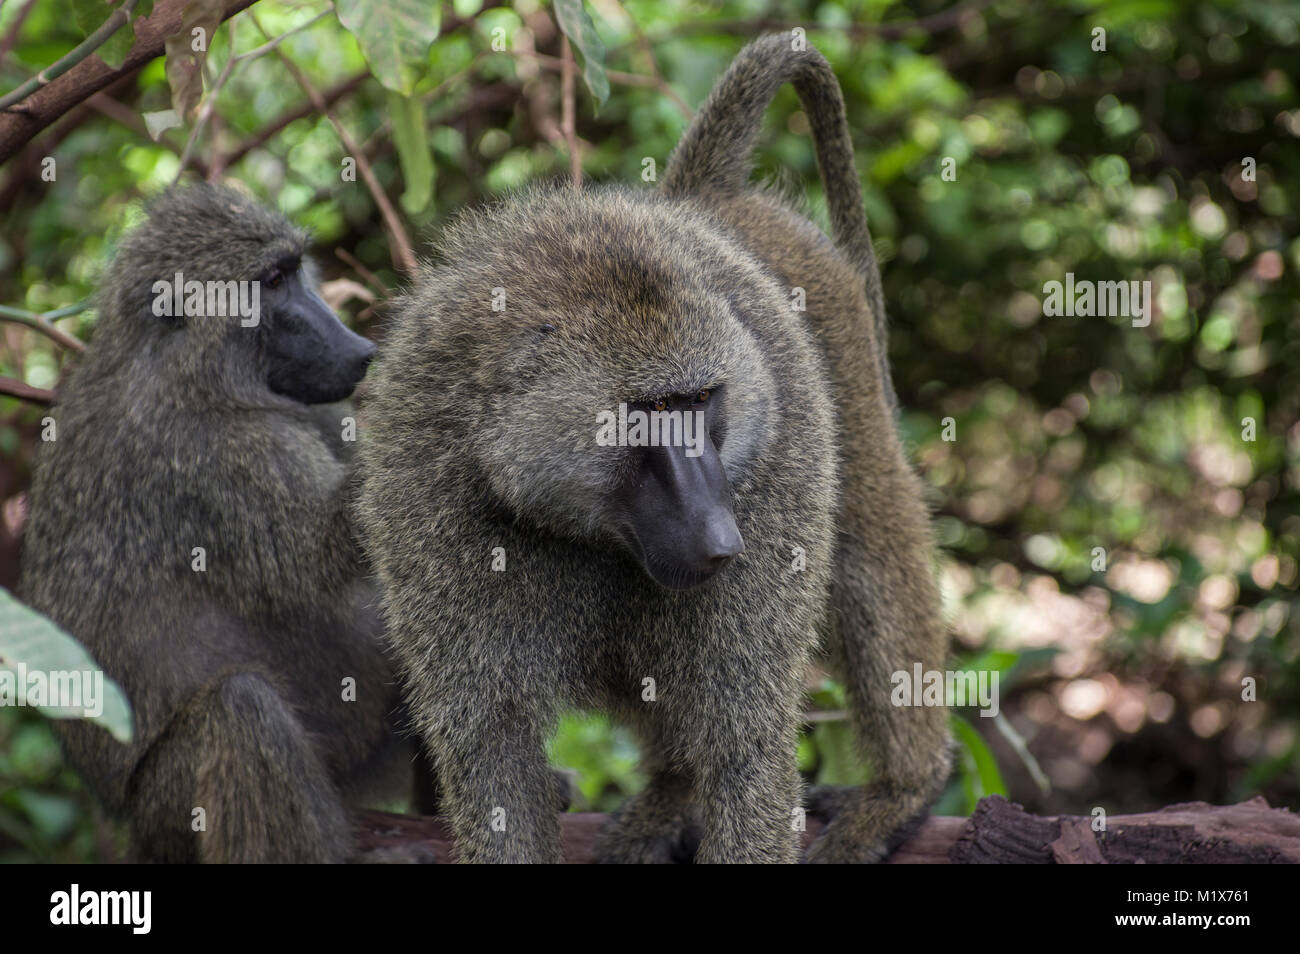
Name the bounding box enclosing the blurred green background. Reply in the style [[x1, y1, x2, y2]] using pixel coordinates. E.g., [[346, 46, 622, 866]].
[[0, 0, 1296, 861]]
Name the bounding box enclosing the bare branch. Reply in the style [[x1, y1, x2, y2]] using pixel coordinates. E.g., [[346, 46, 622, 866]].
[[0, 0, 257, 165], [0, 301, 88, 353], [335, 247, 390, 298], [250, 12, 416, 276], [0, 375, 54, 404], [218, 71, 367, 172], [175, 8, 336, 181], [529, 52, 693, 121], [560, 37, 580, 189]]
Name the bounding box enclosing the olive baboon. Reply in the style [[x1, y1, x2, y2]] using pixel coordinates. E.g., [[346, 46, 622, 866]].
[[357, 34, 948, 863], [20, 184, 410, 863]]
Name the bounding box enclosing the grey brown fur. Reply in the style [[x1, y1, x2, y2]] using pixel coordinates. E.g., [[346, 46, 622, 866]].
[[20, 184, 410, 862], [663, 34, 952, 861], [662, 33, 894, 408], [358, 33, 949, 863], [360, 186, 836, 863]]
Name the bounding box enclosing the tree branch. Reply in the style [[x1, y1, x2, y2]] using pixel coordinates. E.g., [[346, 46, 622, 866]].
[[350, 796, 1300, 863], [0, 375, 54, 404], [0, 0, 256, 165], [560, 37, 580, 189], [334, 247, 389, 298], [0, 0, 141, 113], [216, 71, 367, 173], [0, 301, 88, 352], [252, 14, 416, 276], [530, 51, 692, 121]]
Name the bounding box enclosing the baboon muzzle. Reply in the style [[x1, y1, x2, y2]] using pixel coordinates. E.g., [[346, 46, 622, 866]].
[[626, 436, 744, 590]]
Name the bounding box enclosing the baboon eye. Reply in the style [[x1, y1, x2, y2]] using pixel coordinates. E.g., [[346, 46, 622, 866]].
[[265, 269, 284, 289], [696, 389, 711, 403], [653, 398, 668, 412]]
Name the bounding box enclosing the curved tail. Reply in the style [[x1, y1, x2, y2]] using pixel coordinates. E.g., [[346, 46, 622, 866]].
[[662, 33, 892, 405]]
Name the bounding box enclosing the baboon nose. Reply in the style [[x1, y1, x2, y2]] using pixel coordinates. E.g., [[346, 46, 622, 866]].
[[698, 511, 744, 573], [348, 341, 376, 380]]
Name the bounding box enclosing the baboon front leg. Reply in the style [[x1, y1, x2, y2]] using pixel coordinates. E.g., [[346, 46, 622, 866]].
[[409, 723, 574, 817], [131, 672, 350, 863], [691, 709, 803, 864], [431, 709, 563, 864]]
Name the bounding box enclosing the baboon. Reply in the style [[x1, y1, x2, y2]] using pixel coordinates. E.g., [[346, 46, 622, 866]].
[[20, 183, 410, 863], [357, 33, 948, 863]]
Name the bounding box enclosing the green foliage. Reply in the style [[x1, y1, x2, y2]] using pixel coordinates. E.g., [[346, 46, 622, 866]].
[[547, 713, 644, 811], [0, 589, 132, 743], [70, 0, 147, 71], [951, 716, 1008, 809], [388, 90, 434, 214], [336, 0, 441, 95], [804, 682, 871, 787], [0, 706, 113, 862], [0, 593, 127, 863], [554, 0, 610, 109]]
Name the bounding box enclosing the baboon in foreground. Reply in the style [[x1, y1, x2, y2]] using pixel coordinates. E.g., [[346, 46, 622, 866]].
[[21, 184, 411, 862], [358, 34, 949, 863]]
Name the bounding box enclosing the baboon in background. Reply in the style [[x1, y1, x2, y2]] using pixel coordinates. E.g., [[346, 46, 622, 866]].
[[662, 34, 952, 862], [20, 184, 411, 863], [358, 34, 948, 863]]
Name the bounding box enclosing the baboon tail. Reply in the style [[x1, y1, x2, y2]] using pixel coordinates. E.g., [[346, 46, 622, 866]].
[[662, 33, 891, 403]]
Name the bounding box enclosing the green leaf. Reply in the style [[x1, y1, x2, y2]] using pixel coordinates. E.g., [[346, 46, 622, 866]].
[[0, 589, 132, 744], [163, 0, 223, 118], [951, 714, 1006, 812], [141, 108, 181, 140], [553, 0, 609, 110], [387, 90, 434, 215], [70, 0, 138, 71], [336, 0, 440, 95]]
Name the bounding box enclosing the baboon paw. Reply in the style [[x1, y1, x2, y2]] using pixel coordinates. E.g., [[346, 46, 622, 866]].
[[598, 819, 702, 864], [804, 790, 933, 863], [803, 826, 887, 864]]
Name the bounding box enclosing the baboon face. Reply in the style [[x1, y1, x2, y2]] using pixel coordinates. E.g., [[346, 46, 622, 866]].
[[259, 258, 376, 404], [102, 184, 375, 406], [478, 286, 771, 592]]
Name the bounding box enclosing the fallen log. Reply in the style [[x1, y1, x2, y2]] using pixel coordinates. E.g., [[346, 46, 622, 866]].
[[351, 795, 1299, 863]]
